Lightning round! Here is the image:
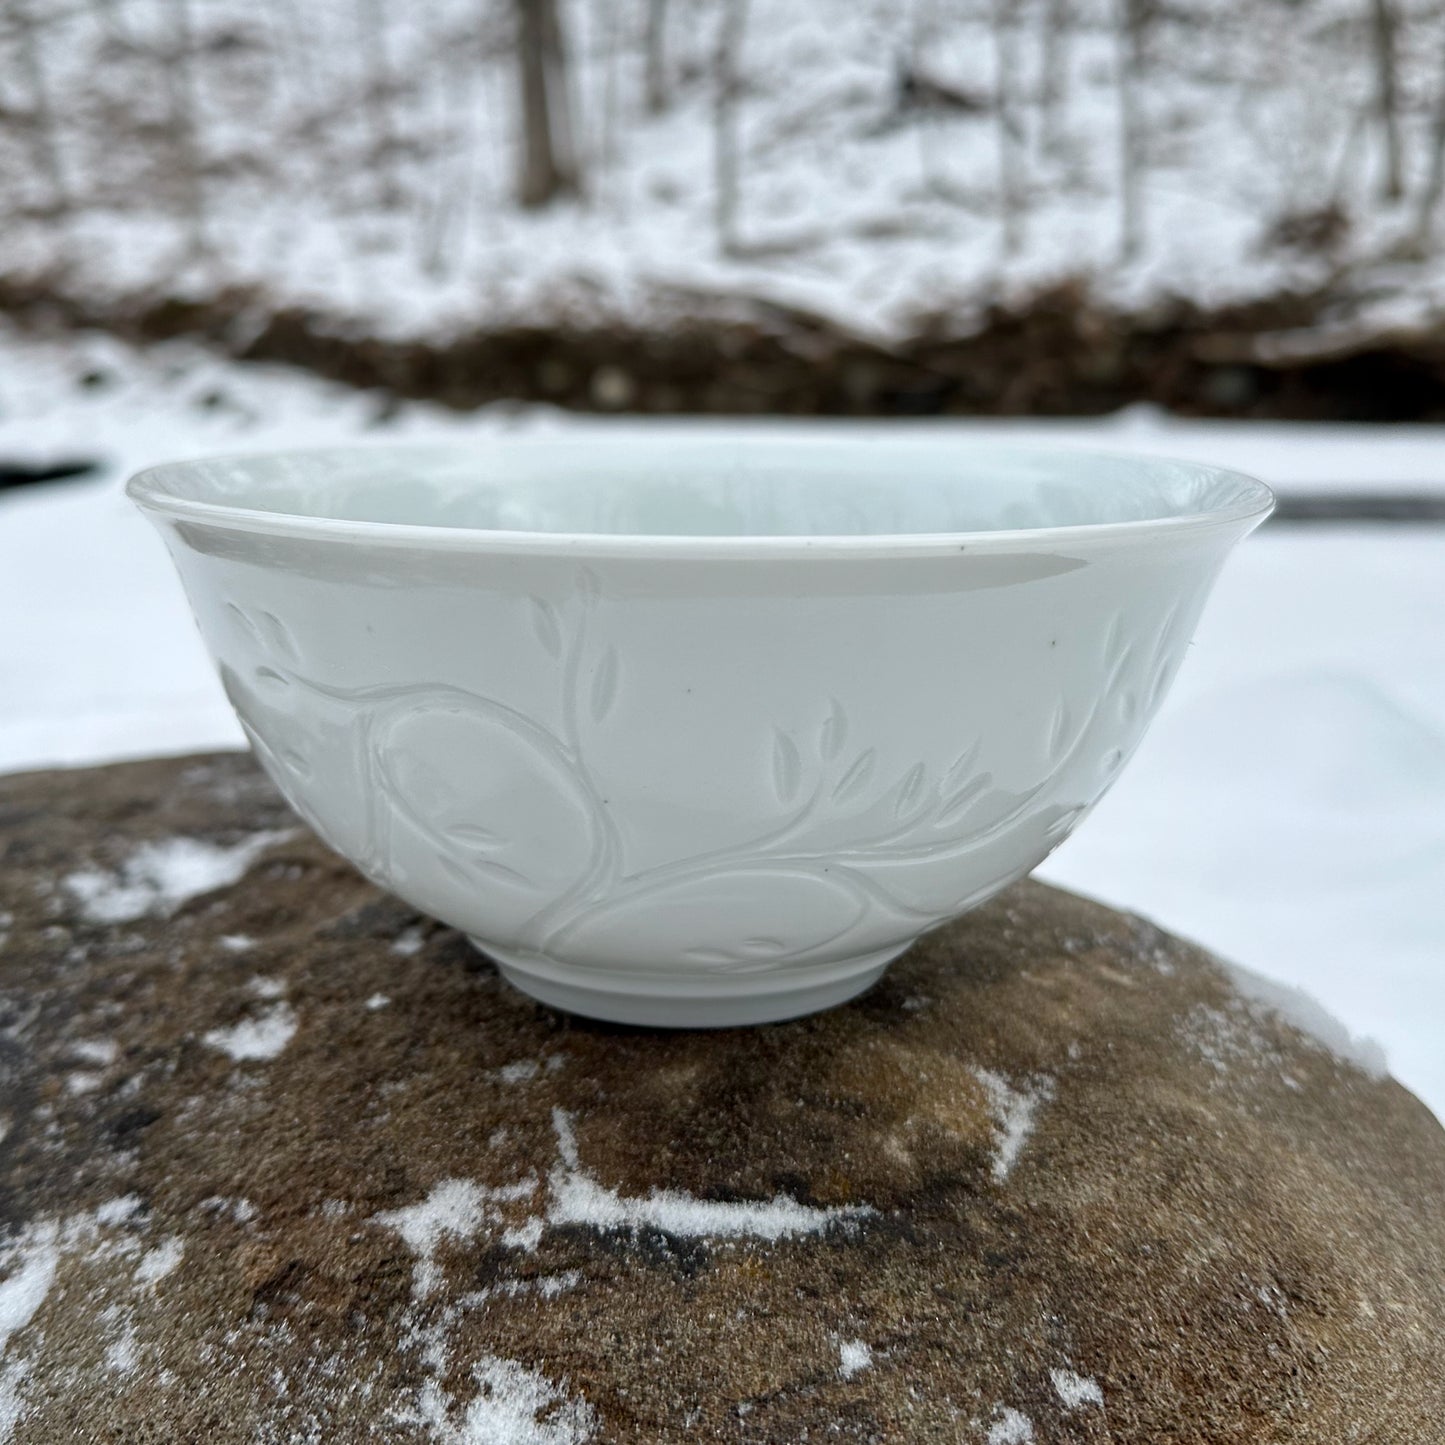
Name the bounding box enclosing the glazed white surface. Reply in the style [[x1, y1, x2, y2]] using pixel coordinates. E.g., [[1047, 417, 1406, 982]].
[[130, 442, 1265, 1024]]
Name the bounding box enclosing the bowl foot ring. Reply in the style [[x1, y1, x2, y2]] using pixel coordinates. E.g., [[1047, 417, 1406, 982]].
[[469, 938, 913, 1028]]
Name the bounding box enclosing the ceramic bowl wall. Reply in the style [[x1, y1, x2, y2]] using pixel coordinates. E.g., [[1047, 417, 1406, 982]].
[[129, 440, 1272, 1025]]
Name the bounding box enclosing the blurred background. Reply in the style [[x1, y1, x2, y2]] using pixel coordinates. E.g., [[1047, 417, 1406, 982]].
[[0, 0, 1441, 1112]]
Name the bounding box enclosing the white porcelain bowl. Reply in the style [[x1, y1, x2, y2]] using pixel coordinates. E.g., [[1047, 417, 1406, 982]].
[[129, 439, 1272, 1026]]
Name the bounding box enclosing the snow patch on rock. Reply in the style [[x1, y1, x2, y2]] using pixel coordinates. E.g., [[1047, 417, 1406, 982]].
[[374, 1178, 539, 1299], [1223, 963, 1388, 1079], [203, 1002, 297, 1062], [0, 1221, 59, 1354], [64, 832, 290, 924], [972, 1071, 1054, 1182], [548, 1109, 874, 1241], [420, 1354, 595, 1445], [986, 1405, 1034, 1444], [1051, 1368, 1104, 1410], [837, 1339, 872, 1380], [135, 1238, 183, 1286]]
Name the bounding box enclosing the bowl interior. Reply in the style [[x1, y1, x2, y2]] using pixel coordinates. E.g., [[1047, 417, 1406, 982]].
[[129, 439, 1271, 539]]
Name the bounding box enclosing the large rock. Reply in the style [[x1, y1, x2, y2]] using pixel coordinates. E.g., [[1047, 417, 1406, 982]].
[[0, 752, 1441, 1443]]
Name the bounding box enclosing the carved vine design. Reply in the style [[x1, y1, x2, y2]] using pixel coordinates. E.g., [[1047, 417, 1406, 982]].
[[222, 571, 1203, 973]]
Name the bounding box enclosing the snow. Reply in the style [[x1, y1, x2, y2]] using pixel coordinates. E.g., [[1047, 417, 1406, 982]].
[[429, 1357, 597, 1445], [548, 1109, 874, 1240], [837, 1339, 873, 1380], [94, 1197, 144, 1228], [392, 927, 427, 957], [64, 833, 289, 924], [202, 1002, 298, 1062], [104, 1328, 140, 1375], [497, 1061, 542, 1085], [0, 325, 1441, 1119], [0, 1221, 59, 1354], [134, 1238, 184, 1285], [1223, 964, 1388, 1080], [1050, 1369, 1104, 1410], [986, 1406, 1035, 1444], [375, 1178, 540, 1299], [4, 0, 1444, 349], [70, 1038, 118, 1066], [972, 1071, 1052, 1183]]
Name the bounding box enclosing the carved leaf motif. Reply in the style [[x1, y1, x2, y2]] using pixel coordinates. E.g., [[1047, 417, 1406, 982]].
[[936, 771, 993, 826], [943, 742, 980, 794], [227, 603, 262, 646], [1147, 668, 1168, 710], [894, 763, 927, 819], [819, 699, 848, 760], [254, 666, 290, 693], [831, 748, 876, 805], [590, 647, 620, 722], [444, 823, 505, 850], [772, 730, 803, 805], [1107, 643, 1135, 691], [528, 597, 563, 659], [258, 610, 301, 662], [1103, 612, 1126, 667], [1048, 701, 1072, 760], [438, 852, 531, 889]]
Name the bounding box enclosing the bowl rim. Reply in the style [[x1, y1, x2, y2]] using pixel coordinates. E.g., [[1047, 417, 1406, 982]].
[[126, 439, 1276, 559]]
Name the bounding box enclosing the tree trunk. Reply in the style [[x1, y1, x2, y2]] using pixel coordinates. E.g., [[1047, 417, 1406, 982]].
[[992, 0, 1024, 253], [14, 0, 69, 217], [1116, 0, 1145, 261], [356, 0, 400, 205], [165, 0, 207, 255], [910, 0, 939, 192], [1369, 0, 1404, 202], [644, 0, 668, 115], [1414, 43, 1445, 243], [516, 0, 580, 207], [1039, 0, 1069, 154], [713, 0, 749, 255]]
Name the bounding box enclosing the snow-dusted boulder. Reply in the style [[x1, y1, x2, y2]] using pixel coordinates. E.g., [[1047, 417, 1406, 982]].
[[0, 752, 1441, 1442]]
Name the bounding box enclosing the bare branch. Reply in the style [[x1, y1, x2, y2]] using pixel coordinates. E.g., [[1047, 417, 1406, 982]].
[[515, 0, 581, 207], [1368, 0, 1403, 203], [1116, 0, 1146, 261], [713, 0, 750, 255], [13, 0, 70, 217], [644, 0, 669, 115]]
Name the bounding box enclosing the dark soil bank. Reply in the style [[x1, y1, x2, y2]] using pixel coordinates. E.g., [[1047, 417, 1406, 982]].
[[6, 277, 1445, 420]]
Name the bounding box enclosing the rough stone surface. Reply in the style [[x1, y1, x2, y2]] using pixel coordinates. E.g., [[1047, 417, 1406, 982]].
[[0, 751, 1442, 1444]]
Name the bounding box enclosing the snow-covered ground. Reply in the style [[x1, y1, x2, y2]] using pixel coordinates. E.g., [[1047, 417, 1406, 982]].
[[1, 325, 1441, 1119], [5, 0, 1445, 345]]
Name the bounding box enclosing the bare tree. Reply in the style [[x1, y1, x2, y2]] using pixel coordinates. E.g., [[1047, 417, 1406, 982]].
[[13, 0, 69, 217], [596, 0, 623, 198], [515, 0, 581, 207], [992, 0, 1024, 252], [355, 0, 401, 204], [1039, 0, 1070, 154], [1368, 0, 1403, 202], [713, 0, 749, 254], [909, 0, 940, 192], [644, 0, 669, 114], [1413, 38, 1445, 245], [164, 0, 208, 255], [91, 0, 131, 48], [1115, 0, 1147, 261]]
